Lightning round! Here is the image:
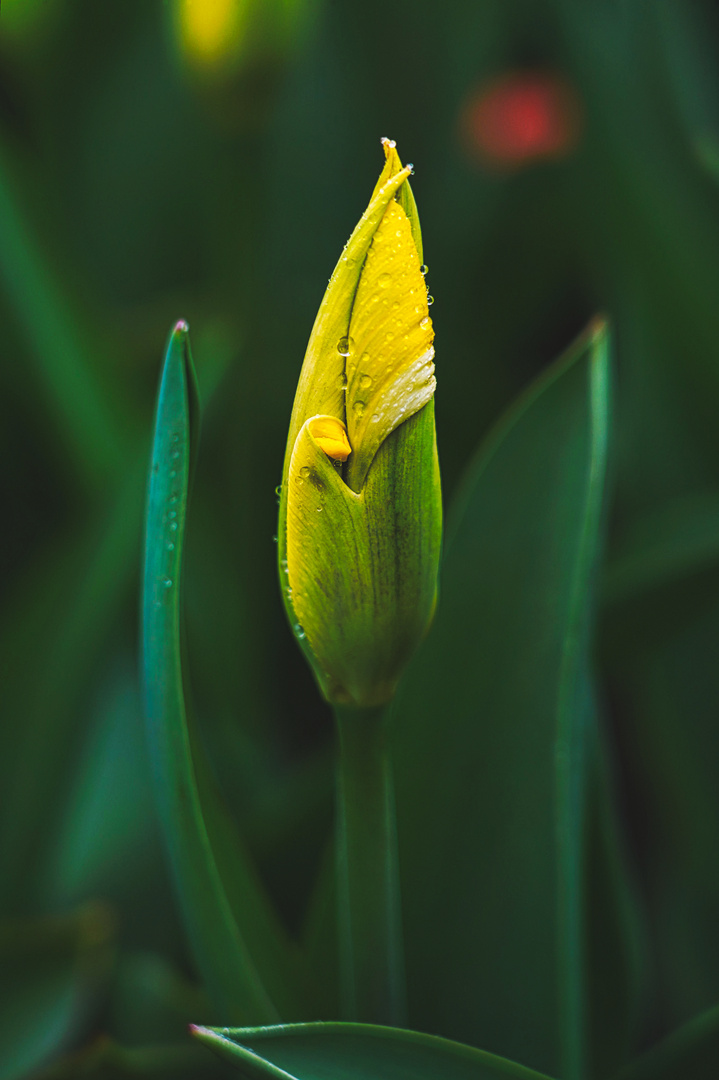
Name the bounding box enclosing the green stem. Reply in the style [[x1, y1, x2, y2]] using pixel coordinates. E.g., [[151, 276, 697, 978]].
[[334, 703, 406, 1026]]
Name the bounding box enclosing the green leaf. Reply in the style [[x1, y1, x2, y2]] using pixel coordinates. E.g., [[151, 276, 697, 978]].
[[0, 139, 124, 490], [191, 1022, 555, 1079], [0, 459, 145, 911], [603, 490, 719, 606], [0, 905, 113, 1080], [390, 322, 630, 1077], [142, 322, 291, 1024], [613, 1003, 719, 1080]]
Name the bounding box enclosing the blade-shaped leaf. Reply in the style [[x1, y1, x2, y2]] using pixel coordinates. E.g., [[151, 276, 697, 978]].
[[191, 1022, 556, 1080], [0, 905, 113, 1080], [613, 1003, 719, 1080], [142, 322, 291, 1024], [390, 322, 631, 1077]]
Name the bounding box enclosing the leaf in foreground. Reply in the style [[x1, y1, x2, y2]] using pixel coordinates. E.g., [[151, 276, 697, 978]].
[[191, 1021, 555, 1079]]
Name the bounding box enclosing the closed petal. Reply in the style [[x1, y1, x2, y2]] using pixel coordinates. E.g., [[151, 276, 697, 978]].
[[344, 199, 435, 492]]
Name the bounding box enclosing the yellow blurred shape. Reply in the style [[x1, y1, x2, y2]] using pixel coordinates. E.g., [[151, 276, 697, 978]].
[[178, 0, 244, 66]]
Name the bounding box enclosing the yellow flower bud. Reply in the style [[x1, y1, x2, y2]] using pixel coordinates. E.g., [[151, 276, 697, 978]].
[[278, 140, 442, 708]]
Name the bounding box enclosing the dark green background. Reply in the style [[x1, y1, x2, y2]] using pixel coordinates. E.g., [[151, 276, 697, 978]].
[[2, 1, 719, 1077]]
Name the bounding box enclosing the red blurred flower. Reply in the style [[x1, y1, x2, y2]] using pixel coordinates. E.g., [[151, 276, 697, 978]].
[[460, 71, 582, 171]]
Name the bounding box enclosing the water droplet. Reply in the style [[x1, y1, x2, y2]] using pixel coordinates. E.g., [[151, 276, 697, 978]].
[[171, 450, 180, 461], [272, 535, 278, 543], [166, 542, 175, 551], [336, 372, 348, 390], [359, 373, 373, 389], [297, 628, 306, 640], [169, 471, 177, 479], [275, 484, 282, 497], [420, 317, 430, 330], [371, 413, 380, 423], [169, 495, 178, 505], [171, 433, 180, 443], [163, 578, 173, 589], [169, 510, 177, 519], [337, 336, 353, 356], [169, 522, 178, 532], [392, 300, 400, 310], [407, 162, 415, 174], [378, 272, 391, 288], [360, 351, 371, 365], [353, 401, 366, 418], [385, 331, 395, 341], [427, 295, 435, 306], [420, 264, 429, 276], [300, 466, 311, 478], [396, 230, 402, 238]]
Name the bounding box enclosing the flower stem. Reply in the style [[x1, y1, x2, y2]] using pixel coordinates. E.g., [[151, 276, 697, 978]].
[[334, 703, 406, 1026]]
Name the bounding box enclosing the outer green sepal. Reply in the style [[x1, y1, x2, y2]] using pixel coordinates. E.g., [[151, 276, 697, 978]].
[[286, 402, 440, 707]]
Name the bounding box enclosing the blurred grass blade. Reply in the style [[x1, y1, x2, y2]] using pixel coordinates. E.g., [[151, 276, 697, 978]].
[[391, 322, 626, 1077], [554, 325, 610, 1080], [142, 321, 277, 1024], [613, 1003, 719, 1080], [0, 141, 124, 489], [603, 490, 719, 606], [191, 1021, 556, 1079], [0, 904, 114, 1080]]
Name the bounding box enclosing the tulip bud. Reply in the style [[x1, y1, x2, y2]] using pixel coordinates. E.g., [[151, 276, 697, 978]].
[[278, 140, 441, 708]]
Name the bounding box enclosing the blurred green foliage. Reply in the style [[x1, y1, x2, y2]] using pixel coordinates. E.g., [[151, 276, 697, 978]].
[[3, 0, 719, 1076]]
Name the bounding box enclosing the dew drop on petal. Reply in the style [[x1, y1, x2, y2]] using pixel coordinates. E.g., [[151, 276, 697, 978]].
[[359, 373, 373, 389], [353, 401, 366, 418], [427, 295, 435, 306], [420, 264, 429, 275], [300, 466, 311, 478], [378, 272, 392, 287]]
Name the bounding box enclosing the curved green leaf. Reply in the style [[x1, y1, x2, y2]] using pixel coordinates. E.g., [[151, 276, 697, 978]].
[[0, 905, 113, 1080], [142, 322, 285, 1024], [191, 1022, 555, 1080], [613, 1003, 719, 1080], [390, 322, 634, 1077]]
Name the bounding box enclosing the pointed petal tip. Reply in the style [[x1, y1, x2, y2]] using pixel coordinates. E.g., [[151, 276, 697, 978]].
[[173, 319, 190, 336]]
